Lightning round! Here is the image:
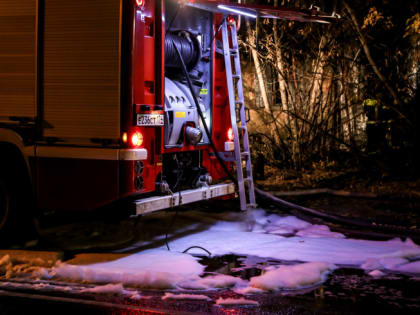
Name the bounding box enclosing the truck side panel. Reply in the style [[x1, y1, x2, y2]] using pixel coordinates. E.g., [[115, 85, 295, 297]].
[[43, 0, 121, 141], [0, 0, 37, 119], [35, 0, 123, 212]]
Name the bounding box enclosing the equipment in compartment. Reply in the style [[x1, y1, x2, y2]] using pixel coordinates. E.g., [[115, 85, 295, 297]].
[[162, 151, 211, 192], [164, 77, 204, 147], [163, 0, 213, 148], [165, 32, 201, 70]]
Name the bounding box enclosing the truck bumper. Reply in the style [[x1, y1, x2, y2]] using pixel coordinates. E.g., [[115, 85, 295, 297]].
[[132, 182, 236, 216]]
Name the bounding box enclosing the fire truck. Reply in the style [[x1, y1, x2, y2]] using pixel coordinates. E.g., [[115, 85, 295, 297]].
[[0, 0, 335, 237]]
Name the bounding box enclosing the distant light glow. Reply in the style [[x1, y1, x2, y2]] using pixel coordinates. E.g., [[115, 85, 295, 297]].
[[217, 5, 257, 19], [136, 0, 145, 7]]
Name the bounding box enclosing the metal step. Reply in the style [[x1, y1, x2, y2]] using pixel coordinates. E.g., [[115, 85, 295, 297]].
[[132, 183, 236, 216]]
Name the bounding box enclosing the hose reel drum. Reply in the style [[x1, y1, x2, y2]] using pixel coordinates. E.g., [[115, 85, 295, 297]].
[[164, 31, 206, 147]]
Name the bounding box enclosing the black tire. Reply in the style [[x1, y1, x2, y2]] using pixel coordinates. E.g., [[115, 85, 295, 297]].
[[0, 159, 39, 247], [0, 176, 18, 245], [0, 179, 11, 233]]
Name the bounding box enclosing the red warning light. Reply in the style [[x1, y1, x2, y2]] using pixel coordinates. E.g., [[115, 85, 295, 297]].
[[131, 132, 144, 147], [227, 127, 234, 141], [227, 15, 236, 25], [136, 0, 145, 7]]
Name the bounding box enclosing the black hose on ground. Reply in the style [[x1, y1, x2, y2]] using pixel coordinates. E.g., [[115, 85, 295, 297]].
[[255, 187, 420, 238], [183, 246, 212, 257]]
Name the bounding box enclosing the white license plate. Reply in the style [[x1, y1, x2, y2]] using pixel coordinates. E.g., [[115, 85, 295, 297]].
[[137, 114, 164, 126]]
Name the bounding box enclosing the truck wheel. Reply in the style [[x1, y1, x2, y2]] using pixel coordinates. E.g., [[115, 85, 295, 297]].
[[0, 178, 15, 243], [0, 179, 10, 233], [0, 176, 38, 246]]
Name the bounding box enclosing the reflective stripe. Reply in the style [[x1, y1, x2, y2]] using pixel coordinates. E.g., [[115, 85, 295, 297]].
[[120, 149, 148, 161]]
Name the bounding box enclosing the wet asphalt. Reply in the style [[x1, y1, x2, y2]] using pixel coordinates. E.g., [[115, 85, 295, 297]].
[[0, 198, 419, 314]]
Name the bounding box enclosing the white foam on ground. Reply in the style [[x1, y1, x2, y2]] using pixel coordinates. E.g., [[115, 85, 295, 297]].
[[361, 257, 409, 270], [252, 211, 311, 230], [379, 257, 409, 269], [295, 225, 345, 238], [234, 286, 265, 295], [264, 226, 295, 235], [163, 230, 420, 266], [249, 262, 333, 290], [80, 283, 126, 294], [39, 250, 204, 289], [162, 292, 211, 300], [361, 258, 382, 270], [391, 261, 420, 274], [368, 270, 385, 277], [128, 291, 143, 300], [179, 274, 247, 290], [29, 209, 420, 292], [216, 297, 259, 306]]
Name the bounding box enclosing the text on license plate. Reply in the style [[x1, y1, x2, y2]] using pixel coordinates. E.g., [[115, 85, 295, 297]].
[[137, 114, 164, 126]]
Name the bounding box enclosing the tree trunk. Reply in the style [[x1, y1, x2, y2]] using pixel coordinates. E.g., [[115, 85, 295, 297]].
[[342, 0, 399, 106], [273, 0, 288, 112], [246, 19, 271, 113]]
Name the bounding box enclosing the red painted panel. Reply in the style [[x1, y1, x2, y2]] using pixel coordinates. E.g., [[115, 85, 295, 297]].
[[36, 158, 119, 212], [119, 0, 163, 198], [202, 13, 233, 181], [133, 4, 156, 106]]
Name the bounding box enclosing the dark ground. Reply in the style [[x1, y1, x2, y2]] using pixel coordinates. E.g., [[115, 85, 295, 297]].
[[257, 167, 420, 240], [1, 169, 420, 314], [1, 257, 419, 315]]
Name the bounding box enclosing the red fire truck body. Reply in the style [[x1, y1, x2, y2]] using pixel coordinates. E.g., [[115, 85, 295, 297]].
[[0, 0, 335, 235], [0, 0, 239, 232]]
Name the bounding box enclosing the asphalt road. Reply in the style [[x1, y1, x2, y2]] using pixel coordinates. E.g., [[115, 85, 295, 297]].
[[0, 200, 419, 314]]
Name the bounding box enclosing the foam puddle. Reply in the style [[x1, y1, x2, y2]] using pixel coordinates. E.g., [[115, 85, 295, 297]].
[[9, 209, 420, 294]]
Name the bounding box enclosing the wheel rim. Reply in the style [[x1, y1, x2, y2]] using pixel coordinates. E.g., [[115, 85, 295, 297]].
[[0, 181, 10, 230]]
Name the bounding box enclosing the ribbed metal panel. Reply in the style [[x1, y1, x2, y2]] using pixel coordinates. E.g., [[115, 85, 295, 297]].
[[43, 0, 121, 140], [0, 0, 36, 118]]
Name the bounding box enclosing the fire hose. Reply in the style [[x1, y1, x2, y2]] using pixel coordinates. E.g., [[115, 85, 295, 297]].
[[255, 188, 420, 239]]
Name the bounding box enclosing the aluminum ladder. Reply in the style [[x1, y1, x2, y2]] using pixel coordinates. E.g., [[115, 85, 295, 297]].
[[220, 18, 256, 211]]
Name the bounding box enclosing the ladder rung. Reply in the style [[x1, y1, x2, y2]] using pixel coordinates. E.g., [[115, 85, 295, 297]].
[[230, 49, 238, 55], [232, 74, 240, 79], [216, 47, 223, 55], [239, 178, 252, 186], [241, 151, 250, 158], [238, 125, 247, 130]]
